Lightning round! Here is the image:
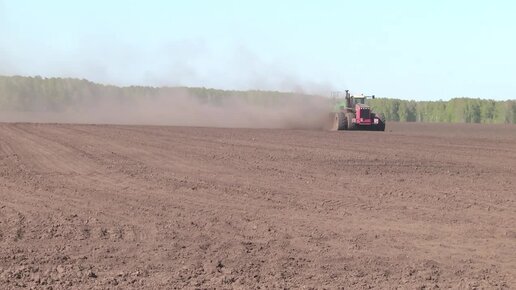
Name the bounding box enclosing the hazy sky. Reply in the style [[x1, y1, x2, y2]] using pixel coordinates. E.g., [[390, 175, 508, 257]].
[[1, 0, 515, 100]]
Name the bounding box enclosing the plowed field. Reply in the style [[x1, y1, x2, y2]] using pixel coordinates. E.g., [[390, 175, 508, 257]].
[[0, 122, 515, 289]]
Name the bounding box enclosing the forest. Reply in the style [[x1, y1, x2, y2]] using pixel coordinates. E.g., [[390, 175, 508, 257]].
[[1, 75, 515, 124], [368, 98, 516, 124]]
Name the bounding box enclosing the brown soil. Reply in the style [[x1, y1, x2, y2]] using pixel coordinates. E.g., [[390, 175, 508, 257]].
[[0, 122, 515, 289]]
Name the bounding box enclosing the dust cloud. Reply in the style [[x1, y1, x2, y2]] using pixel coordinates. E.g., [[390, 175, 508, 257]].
[[0, 88, 331, 130]]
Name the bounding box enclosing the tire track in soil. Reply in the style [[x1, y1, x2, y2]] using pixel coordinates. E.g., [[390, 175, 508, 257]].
[[0, 125, 160, 256], [0, 122, 514, 289]]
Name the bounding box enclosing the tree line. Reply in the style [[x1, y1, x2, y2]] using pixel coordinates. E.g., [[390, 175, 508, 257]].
[[368, 98, 516, 124], [0, 75, 310, 111], [1, 75, 515, 124]]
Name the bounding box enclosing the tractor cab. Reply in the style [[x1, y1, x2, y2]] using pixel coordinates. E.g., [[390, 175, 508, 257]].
[[351, 96, 366, 106], [350, 94, 373, 106]]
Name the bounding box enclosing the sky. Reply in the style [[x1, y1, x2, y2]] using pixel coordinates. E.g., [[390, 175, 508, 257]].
[[0, 0, 515, 100]]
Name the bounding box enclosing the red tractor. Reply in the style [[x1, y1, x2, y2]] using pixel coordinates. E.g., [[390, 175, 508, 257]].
[[331, 90, 385, 131]]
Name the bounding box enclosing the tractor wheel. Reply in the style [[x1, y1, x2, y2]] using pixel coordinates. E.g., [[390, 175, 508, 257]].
[[332, 112, 347, 130], [374, 114, 385, 131], [376, 119, 386, 131], [346, 113, 356, 130]]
